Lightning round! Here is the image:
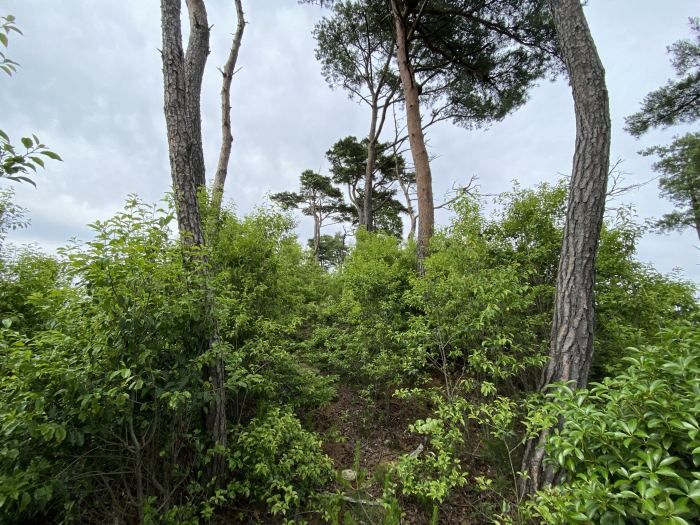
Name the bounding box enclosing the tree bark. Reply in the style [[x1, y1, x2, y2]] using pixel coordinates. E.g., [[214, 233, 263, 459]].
[[161, 0, 206, 247], [363, 100, 379, 231], [313, 215, 321, 260], [160, 0, 227, 486], [690, 191, 700, 241], [519, 0, 611, 497], [184, 0, 209, 190], [390, 0, 434, 273], [212, 0, 246, 216]]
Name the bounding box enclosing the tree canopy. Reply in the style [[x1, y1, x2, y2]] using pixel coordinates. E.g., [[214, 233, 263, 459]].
[[626, 18, 700, 137]]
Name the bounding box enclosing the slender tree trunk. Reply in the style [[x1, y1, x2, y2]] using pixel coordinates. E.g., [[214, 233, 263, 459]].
[[313, 215, 321, 260], [160, 0, 227, 486], [519, 0, 611, 497], [396, 159, 417, 242], [690, 191, 700, 241], [363, 99, 379, 232], [390, 0, 434, 273], [212, 0, 246, 216]]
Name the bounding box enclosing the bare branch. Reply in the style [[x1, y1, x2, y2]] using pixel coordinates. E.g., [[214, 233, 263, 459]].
[[212, 0, 247, 215]]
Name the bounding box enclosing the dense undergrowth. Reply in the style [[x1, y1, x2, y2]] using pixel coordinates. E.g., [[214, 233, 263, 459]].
[[0, 183, 698, 524]]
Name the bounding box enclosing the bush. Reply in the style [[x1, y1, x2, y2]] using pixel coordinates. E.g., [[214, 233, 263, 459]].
[[526, 322, 700, 524], [225, 407, 334, 518]]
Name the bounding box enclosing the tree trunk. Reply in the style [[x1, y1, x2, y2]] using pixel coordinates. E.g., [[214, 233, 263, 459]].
[[160, 0, 227, 486], [161, 0, 206, 247], [313, 215, 321, 260], [390, 0, 434, 273], [184, 0, 209, 190], [212, 0, 246, 216], [363, 100, 379, 232], [690, 191, 700, 241], [519, 0, 611, 497]]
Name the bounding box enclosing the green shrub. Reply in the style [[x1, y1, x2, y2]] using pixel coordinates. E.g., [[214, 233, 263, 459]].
[[226, 407, 334, 517], [526, 322, 700, 524]]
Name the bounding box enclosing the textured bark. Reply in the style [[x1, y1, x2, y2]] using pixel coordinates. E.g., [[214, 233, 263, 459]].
[[390, 0, 434, 273], [184, 0, 209, 190], [363, 101, 378, 231], [691, 191, 700, 241], [160, 0, 227, 486], [212, 0, 246, 215], [519, 0, 611, 496], [161, 0, 206, 247], [313, 215, 321, 260]]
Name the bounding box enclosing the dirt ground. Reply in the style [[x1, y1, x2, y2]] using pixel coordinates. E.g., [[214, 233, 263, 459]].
[[311, 386, 503, 525]]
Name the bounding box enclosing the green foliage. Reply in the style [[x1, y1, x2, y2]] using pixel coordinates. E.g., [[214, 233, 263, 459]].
[[0, 198, 209, 522], [0, 130, 61, 186], [595, 210, 698, 375], [525, 322, 700, 524], [271, 169, 350, 221], [314, 0, 398, 100], [404, 0, 561, 128], [0, 247, 60, 333], [226, 407, 333, 517], [626, 18, 700, 136], [326, 136, 407, 235], [0, 15, 61, 186], [0, 188, 29, 245], [0, 14, 21, 76], [313, 232, 349, 270], [0, 198, 337, 523], [214, 206, 337, 414], [305, 229, 415, 395], [641, 132, 700, 238], [393, 393, 469, 505], [2, 179, 698, 523]]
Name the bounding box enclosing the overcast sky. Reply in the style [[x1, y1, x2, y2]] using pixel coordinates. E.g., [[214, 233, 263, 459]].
[[2, 1, 698, 283]]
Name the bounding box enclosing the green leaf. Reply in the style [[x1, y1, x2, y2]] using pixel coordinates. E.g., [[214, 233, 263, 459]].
[[21, 136, 33, 148], [41, 150, 62, 161]]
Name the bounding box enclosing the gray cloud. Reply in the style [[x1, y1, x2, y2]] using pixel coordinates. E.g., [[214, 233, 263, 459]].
[[2, 0, 698, 282]]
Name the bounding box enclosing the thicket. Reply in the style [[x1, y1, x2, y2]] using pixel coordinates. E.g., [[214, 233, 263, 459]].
[[1, 181, 697, 524]]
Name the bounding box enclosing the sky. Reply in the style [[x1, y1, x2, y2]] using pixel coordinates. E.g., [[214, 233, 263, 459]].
[[2, 0, 699, 283]]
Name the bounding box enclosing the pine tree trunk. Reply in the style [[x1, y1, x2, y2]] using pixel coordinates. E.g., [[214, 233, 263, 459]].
[[519, 0, 611, 496], [161, 0, 205, 246], [390, 0, 433, 273], [160, 0, 227, 486], [363, 101, 379, 232], [313, 215, 321, 260], [690, 191, 700, 241], [184, 0, 209, 190]]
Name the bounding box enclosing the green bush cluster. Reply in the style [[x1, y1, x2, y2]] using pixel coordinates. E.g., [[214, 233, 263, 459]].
[[0, 196, 334, 523], [1, 182, 698, 524], [525, 322, 700, 524]]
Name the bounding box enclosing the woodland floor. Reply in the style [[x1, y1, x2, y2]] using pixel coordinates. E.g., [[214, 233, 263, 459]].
[[309, 385, 507, 525], [216, 383, 510, 524]]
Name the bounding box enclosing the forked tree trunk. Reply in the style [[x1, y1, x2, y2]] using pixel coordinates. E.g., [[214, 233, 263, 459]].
[[161, 0, 206, 246], [390, 0, 434, 273], [160, 0, 227, 485], [519, 0, 611, 496]]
